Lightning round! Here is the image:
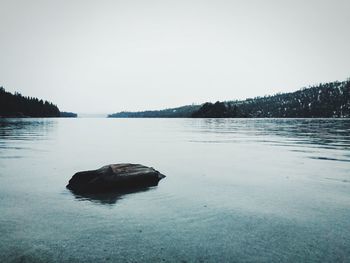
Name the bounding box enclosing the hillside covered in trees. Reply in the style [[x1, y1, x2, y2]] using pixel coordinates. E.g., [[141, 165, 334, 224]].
[[108, 80, 350, 118], [193, 80, 350, 118], [0, 87, 77, 118]]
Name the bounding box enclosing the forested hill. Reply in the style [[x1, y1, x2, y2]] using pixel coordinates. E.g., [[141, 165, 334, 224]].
[[108, 105, 201, 118], [193, 80, 350, 118], [108, 79, 350, 118], [0, 87, 76, 118]]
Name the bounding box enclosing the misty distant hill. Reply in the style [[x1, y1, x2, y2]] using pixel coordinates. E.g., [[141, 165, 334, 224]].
[[108, 79, 350, 118], [60, 111, 78, 118], [0, 87, 77, 118], [108, 105, 201, 118]]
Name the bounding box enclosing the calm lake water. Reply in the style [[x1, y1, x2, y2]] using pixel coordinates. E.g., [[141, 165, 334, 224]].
[[0, 118, 349, 263]]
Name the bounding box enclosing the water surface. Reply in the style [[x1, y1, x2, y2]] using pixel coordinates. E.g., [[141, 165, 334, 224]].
[[0, 118, 349, 262]]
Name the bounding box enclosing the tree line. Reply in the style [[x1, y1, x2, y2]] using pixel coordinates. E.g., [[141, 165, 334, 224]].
[[0, 87, 77, 117]]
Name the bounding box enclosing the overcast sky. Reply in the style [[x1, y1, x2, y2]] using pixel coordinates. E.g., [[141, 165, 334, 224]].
[[0, 0, 349, 113]]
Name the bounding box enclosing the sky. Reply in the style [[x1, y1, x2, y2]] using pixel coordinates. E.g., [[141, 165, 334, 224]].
[[0, 0, 349, 114]]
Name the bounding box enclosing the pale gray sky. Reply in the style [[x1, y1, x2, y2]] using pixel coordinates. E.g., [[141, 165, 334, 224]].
[[0, 0, 349, 113]]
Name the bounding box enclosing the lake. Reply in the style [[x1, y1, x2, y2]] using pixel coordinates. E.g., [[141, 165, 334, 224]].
[[0, 118, 349, 262]]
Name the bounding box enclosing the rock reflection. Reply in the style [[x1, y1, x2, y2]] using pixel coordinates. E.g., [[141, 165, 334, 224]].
[[69, 186, 157, 205]]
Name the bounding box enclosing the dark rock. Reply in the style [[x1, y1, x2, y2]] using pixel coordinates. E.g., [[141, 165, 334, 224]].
[[67, 163, 165, 193]]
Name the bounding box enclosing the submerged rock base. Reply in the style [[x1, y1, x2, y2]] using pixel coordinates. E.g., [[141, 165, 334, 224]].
[[67, 163, 165, 194]]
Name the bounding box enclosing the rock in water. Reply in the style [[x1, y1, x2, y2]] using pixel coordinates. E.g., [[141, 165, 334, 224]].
[[66, 163, 166, 193]]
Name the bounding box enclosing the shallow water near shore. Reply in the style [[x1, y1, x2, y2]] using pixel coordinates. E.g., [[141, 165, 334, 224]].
[[0, 118, 350, 262]]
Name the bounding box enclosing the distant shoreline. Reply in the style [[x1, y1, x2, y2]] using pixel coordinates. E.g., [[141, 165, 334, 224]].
[[108, 79, 350, 119]]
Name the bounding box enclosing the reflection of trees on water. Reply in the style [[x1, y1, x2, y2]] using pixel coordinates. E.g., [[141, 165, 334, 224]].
[[187, 119, 350, 161], [0, 119, 57, 158], [0, 119, 57, 140]]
